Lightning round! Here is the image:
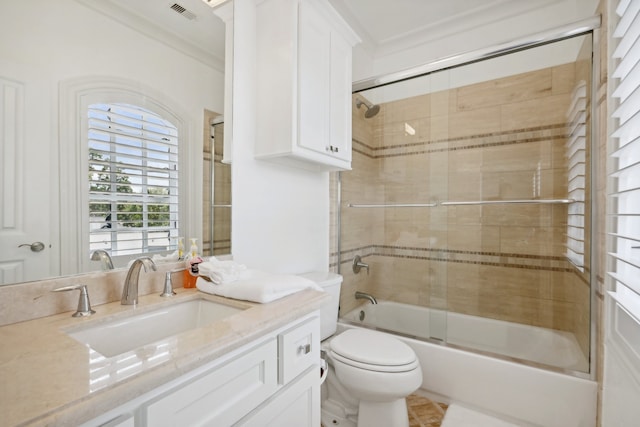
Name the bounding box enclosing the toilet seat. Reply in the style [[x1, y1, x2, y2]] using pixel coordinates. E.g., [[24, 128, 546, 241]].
[[330, 329, 419, 373]]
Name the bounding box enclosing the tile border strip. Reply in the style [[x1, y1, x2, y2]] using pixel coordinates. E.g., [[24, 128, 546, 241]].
[[333, 245, 574, 273], [353, 123, 567, 159]]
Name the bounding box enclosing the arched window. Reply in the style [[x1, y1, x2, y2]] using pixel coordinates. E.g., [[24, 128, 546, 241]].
[[59, 77, 192, 274], [87, 103, 179, 256]]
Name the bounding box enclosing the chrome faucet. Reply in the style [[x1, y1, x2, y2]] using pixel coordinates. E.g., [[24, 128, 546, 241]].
[[121, 256, 156, 305], [91, 249, 114, 271], [355, 291, 377, 305]]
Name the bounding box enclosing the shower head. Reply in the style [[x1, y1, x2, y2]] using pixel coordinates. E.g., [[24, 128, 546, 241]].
[[356, 98, 380, 118]]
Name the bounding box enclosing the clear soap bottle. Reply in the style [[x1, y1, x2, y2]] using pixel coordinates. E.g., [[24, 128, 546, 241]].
[[177, 236, 185, 260]]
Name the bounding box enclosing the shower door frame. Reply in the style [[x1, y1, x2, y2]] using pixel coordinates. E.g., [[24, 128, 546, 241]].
[[338, 16, 602, 380]]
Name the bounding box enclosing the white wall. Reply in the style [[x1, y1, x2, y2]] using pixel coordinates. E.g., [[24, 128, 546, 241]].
[[602, 314, 640, 425], [229, 0, 329, 274], [0, 0, 224, 274]]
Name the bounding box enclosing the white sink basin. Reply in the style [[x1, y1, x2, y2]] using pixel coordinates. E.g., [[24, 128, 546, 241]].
[[68, 299, 244, 357]]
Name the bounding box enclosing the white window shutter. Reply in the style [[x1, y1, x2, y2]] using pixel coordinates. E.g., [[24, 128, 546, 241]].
[[88, 103, 180, 256]]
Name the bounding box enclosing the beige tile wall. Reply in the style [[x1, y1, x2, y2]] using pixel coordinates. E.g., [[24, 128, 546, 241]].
[[212, 122, 232, 255], [333, 55, 594, 368], [202, 110, 216, 255], [202, 112, 231, 257]]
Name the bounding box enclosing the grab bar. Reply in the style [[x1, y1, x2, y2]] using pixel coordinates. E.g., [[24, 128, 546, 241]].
[[440, 199, 575, 206], [348, 199, 574, 208], [348, 203, 437, 208]]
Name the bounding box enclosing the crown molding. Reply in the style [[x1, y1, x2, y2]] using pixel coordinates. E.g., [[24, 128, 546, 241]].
[[75, 0, 225, 72]]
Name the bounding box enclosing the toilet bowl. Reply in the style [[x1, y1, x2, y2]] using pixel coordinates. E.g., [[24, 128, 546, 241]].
[[300, 272, 422, 427], [328, 328, 422, 427]]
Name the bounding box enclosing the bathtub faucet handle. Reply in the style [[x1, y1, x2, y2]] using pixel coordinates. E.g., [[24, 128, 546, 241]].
[[353, 255, 369, 275]]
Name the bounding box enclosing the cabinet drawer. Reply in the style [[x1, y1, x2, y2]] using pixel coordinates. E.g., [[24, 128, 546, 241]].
[[143, 339, 278, 427], [278, 316, 319, 384]]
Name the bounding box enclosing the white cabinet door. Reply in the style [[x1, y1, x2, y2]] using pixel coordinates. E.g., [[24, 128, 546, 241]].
[[297, 0, 331, 158], [297, 0, 354, 166], [328, 30, 353, 163], [254, 0, 358, 171], [237, 368, 320, 427], [143, 339, 278, 427]]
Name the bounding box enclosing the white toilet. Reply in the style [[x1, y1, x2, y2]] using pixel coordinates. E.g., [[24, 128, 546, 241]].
[[301, 272, 422, 427]]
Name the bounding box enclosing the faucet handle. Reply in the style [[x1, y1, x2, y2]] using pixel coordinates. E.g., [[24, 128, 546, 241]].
[[352, 255, 370, 275], [52, 284, 96, 317], [160, 270, 181, 297]]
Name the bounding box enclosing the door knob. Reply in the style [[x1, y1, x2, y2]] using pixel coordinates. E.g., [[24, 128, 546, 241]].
[[18, 242, 45, 252]]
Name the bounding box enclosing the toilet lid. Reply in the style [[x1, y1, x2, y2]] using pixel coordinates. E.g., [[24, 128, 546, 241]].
[[330, 329, 417, 368]]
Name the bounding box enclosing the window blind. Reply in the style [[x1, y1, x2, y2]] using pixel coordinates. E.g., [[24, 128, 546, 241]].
[[609, 0, 640, 323], [567, 80, 587, 271], [88, 103, 179, 256]]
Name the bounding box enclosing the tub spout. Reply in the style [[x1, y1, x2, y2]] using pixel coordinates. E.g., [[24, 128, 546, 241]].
[[355, 291, 377, 305]]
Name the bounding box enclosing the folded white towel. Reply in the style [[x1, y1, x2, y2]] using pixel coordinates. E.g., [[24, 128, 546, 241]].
[[152, 251, 180, 263], [196, 271, 323, 303], [198, 260, 252, 285]]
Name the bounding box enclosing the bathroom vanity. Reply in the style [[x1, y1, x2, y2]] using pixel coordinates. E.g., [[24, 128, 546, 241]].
[[0, 288, 328, 427]]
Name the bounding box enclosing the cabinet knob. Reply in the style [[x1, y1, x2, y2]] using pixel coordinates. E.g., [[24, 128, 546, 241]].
[[297, 344, 311, 355], [325, 145, 339, 153]]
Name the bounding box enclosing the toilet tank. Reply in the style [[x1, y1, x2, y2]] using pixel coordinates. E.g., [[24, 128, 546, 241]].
[[299, 271, 342, 340]]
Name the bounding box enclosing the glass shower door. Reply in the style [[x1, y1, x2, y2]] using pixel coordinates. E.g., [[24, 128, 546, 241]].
[[339, 32, 593, 373]]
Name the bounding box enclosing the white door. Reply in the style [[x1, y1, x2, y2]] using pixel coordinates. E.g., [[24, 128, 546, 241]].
[[0, 60, 55, 285]]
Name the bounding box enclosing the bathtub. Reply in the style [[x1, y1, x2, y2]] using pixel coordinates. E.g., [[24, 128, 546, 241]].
[[338, 301, 597, 427], [341, 301, 588, 371]]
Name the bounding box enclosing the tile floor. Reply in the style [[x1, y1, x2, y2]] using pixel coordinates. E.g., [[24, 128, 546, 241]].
[[407, 394, 448, 427], [321, 394, 448, 427]]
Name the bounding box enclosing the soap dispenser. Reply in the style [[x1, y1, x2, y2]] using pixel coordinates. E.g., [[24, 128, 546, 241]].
[[183, 238, 202, 288], [177, 236, 185, 260]]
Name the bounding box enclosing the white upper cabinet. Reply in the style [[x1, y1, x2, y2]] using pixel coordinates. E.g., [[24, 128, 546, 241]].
[[255, 0, 360, 171]]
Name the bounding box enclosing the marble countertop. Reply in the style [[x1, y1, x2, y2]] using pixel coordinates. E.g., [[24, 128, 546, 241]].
[[0, 288, 329, 427]]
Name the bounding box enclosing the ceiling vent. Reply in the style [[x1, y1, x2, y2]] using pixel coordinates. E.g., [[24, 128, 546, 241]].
[[170, 3, 197, 20]]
